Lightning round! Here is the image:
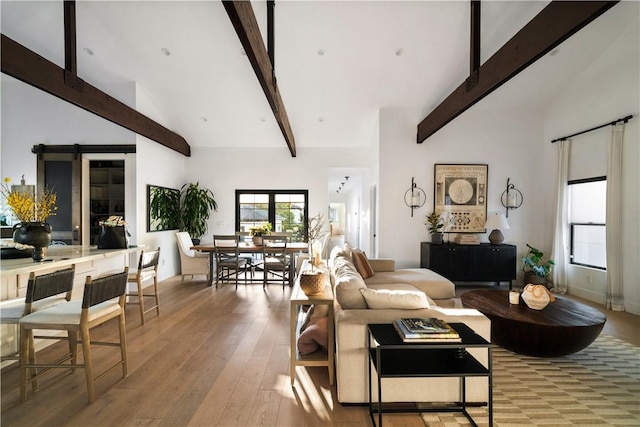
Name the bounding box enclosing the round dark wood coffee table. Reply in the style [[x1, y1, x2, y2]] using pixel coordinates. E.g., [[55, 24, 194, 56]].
[[461, 289, 606, 357]]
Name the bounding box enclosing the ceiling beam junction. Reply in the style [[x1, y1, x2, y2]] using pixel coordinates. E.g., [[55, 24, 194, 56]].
[[223, 0, 297, 157], [1, 1, 191, 157], [417, 0, 619, 143]]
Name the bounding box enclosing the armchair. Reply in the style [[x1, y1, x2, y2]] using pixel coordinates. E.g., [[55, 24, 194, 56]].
[[175, 232, 210, 282]]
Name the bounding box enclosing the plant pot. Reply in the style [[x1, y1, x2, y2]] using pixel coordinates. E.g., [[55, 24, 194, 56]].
[[431, 233, 443, 244], [13, 222, 52, 262], [252, 236, 262, 246]]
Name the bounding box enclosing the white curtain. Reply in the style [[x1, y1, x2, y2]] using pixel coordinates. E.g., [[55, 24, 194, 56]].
[[606, 123, 625, 311], [551, 139, 570, 294]]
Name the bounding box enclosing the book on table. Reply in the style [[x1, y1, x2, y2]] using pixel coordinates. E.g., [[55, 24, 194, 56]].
[[393, 318, 461, 342]]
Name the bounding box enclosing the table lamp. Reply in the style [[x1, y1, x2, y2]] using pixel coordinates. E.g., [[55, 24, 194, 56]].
[[485, 213, 509, 244]]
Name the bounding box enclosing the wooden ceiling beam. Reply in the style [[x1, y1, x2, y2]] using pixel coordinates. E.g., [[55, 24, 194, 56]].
[[417, 1, 619, 143], [223, 1, 297, 157], [1, 34, 191, 156]]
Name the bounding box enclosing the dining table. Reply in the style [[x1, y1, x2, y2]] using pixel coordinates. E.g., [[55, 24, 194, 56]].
[[191, 241, 308, 287]]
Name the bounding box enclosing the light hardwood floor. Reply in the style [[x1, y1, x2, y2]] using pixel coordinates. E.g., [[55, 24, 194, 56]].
[[1, 276, 638, 426]]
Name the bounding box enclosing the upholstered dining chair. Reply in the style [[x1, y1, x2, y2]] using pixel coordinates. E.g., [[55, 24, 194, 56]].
[[261, 235, 291, 290], [175, 232, 210, 282], [0, 267, 76, 388], [19, 269, 129, 403], [126, 247, 161, 325], [213, 235, 248, 289]]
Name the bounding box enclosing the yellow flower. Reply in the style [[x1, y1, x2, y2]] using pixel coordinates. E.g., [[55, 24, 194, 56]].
[[1, 179, 57, 223]]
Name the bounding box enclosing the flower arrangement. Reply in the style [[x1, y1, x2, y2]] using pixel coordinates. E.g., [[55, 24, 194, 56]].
[[1, 177, 57, 223], [249, 223, 272, 237], [307, 213, 327, 268]]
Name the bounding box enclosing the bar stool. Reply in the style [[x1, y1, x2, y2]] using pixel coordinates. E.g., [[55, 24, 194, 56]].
[[19, 269, 129, 403], [126, 248, 161, 325], [0, 266, 75, 387]]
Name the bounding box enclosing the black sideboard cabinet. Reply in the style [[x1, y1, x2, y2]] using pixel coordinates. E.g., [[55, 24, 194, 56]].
[[420, 242, 517, 289]]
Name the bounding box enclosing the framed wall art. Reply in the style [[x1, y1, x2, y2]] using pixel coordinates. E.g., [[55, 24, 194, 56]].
[[434, 164, 488, 233]]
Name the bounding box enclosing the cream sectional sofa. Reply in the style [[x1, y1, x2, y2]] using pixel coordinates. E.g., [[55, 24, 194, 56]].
[[330, 248, 491, 404]]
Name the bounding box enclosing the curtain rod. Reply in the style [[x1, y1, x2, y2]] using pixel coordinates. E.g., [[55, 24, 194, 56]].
[[551, 114, 633, 143]]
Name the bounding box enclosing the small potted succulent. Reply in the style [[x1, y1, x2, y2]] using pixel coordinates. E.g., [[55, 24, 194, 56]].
[[425, 211, 444, 244], [522, 243, 554, 287]]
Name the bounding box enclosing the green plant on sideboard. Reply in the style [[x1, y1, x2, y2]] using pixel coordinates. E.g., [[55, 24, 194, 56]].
[[179, 182, 218, 243]]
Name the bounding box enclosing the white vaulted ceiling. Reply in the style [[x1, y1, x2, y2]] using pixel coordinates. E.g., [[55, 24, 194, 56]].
[[1, 1, 637, 152]]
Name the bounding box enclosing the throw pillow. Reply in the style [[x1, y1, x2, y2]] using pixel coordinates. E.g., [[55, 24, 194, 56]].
[[333, 258, 368, 309], [351, 248, 375, 279], [297, 317, 329, 355], [360, 288, 430, 309]]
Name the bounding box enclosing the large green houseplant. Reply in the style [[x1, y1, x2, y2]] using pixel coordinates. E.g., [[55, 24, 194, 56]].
[[180, 182, 218, 244], [522, 243, 554, 286]]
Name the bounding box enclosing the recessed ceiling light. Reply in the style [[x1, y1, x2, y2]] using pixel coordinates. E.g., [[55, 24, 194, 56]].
[[549, 48, 560, 56], [83, 47, 94, 56], [161, 48, 171, 56], [260, 117, 266, 122], [240, 48, 246, 56], [200, 116, 208, 122], [318, 117, 324, 122], [317, 49, 325, 56], [395, 48, 404, 56]]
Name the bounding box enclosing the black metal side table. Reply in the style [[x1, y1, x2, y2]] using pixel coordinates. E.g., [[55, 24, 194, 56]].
[[367, 323, 492, 427]]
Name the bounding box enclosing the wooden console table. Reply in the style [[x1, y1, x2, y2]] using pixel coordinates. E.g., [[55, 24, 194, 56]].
[[420, 242, 516, 288], [289, 260, 334, 386]]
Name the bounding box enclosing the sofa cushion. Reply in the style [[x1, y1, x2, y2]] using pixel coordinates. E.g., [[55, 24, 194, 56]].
[[360, 287, 430, 309], [332, 255, 368, 309], [365, 268, 455, 300], [351, 249, 375, 279]]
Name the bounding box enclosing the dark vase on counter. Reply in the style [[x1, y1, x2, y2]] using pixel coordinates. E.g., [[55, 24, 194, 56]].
[[13, 222, 52, 262]]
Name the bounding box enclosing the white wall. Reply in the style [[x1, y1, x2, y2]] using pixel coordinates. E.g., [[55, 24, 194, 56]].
[[542, 10, 640, 314], [183, 146, 371, 248], [378, 105, 544, 272]]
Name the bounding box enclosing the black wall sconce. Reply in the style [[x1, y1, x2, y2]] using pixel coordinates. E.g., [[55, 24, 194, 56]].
[[404, 177, 426, 217], [500, 177, 523, 217]]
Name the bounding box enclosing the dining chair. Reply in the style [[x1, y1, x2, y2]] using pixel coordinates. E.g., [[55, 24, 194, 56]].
[[261, 235, 291, 290], [1, 267, 76, 391], [235, 231, 257, 279], [19, 269, 129, 403], [175, 232, 210, 282], [213, 235, 248, 289], [126, 247, 161, 325]]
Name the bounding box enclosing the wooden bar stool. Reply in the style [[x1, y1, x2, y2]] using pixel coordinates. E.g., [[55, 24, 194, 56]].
[[126, 248, 161, 324], [19, 269, 129, 403]]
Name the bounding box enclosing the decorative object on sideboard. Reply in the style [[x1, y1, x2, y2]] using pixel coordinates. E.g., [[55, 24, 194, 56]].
[[425, 211, 444, 244], [97, 216, 130, 249], [2, 176, 57, 261], [306, 213, 327, 268], [500, 177, 523, 218], [521, 283, 555, 310], [404, 177, 426, 217], [484, 212, 509, 245], [299, 270, 325, 296], [522, 243, 554, 288]]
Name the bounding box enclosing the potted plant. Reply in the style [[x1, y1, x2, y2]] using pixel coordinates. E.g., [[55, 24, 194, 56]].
[[425, 211, 444, 244], [522, 243, 554, 287], [179, 182, 218, 244], [2, 177, 57, 261], [249, 223, 272, 246]]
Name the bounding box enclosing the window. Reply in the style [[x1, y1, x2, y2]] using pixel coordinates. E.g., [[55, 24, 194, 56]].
[[235, 190, 309, 242], [568, 177, 606, 269]]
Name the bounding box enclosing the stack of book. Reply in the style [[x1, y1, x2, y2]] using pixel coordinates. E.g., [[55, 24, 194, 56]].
[[393, 318, 461, 342]]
